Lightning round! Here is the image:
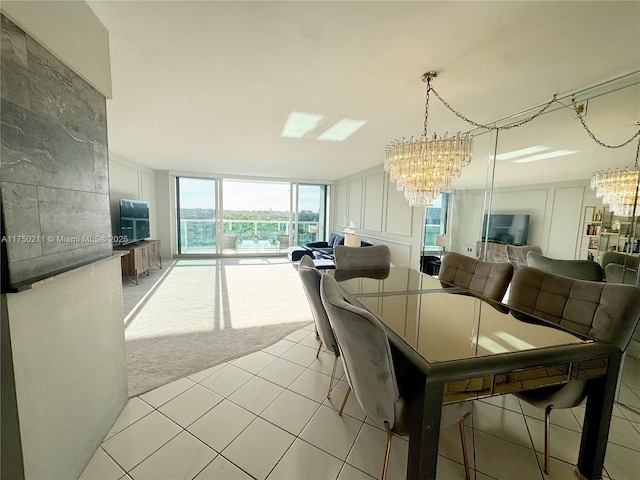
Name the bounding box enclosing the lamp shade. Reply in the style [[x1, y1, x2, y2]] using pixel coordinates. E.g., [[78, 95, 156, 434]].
[[435, 235, 451, 248], [344, 233, 362, 248]]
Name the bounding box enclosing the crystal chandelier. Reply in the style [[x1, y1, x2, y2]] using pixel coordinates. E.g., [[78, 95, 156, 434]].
[[384, 72, 473, 207], [590, 135, 640, 217]]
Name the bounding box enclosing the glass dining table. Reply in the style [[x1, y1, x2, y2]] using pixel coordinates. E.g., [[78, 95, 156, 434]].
[[330, 266, 622, 480]]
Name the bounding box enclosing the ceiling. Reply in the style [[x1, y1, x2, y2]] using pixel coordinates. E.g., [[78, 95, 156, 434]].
[[86, 1, 640, 187]]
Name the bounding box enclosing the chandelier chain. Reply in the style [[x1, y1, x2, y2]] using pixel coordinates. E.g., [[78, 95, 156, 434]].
[[576, 113, 640, 151], [428, 85, 558, 131], [423, 77, 431, 137]]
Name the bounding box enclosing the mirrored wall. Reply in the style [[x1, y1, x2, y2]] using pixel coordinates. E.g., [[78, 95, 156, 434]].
[[436, 71, 640, 411]]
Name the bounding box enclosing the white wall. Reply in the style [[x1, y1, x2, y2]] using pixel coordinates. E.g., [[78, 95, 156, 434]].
[[3, 256, 127, 479], [0, 1, 112, 98], [109, 152, 159, 242], [332, 164, 424, 268]]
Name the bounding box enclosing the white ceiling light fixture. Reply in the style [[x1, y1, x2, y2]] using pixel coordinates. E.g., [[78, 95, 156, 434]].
[[384, 71, 561, 207], [384, 72, 473, 207]]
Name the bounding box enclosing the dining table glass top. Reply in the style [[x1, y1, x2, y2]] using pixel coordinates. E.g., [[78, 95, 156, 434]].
[[330, 265, 448, 296]]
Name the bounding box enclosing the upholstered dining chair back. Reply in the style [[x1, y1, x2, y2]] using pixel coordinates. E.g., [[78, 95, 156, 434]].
[[298, 256, 339, 356], [505, 244, 543, 271], [439, 251, 514, 302], [508, 266, 640, 350], [526, 251, 604, 282], [320, 273, 400, 428], [334, 245, 391, 271]]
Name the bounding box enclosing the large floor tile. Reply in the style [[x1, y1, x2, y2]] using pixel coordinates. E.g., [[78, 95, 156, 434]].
[[267, 439, 344, 480], [104, 397, 154, 441], [261, 389, 321, 435], [280, 343, 320, 368], [188, 399, 256, 452], [298, 331, 323, 350], [262, 338, 297, 357], [299, 405, 363, 460], [479, 394, 522, 413], [231, 350, 278, 374], [199, 364, 254, 397], [337, 464, 376, 480], [228, 375, 285, 414], [524, 415, 581, 465], [79, 448, 125, 480], [102, 411, 182, 472], [222, 417, 295, 480], [139, 377, 196, 408], [128, 431, 216, 479], [187, 362, 227, 383], [473, 430, 541, 480], [194, 456, 253, 479], [605, 442, 640, 480], [607, 414, 640, 450], [285, 328, 310, 343], [288, 368, 334, 403], [346, 423, 408, 480], [158, 384, 224, 427], [257, 357, 306, 388], [472, 401, 533, 448], [308, 350, 345, 379], [434, 455, 479, 480], [437, 423, 475, 470]]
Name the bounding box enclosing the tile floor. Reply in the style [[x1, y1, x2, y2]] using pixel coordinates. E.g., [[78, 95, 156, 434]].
[[81, 323, 640, 480]]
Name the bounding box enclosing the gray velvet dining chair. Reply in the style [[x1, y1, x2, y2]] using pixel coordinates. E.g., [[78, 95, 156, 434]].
[[505, 244, 543, 271], [320, 273, 473, 480], [525, 250, 604, 281], [507, 266, 640, 473], [297, 255, 341, 398], [334, 244, 391, 270], [439, 251, 514, 302]]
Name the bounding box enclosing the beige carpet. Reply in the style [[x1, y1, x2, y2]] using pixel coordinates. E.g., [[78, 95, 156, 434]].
[[123, 258, 312, 396]]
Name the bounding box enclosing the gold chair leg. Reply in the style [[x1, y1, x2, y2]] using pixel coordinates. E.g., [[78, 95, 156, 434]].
[[327, 354, 339, 399], [382, 421, 393, 480], [339, 385, 351, 416], [316, 340, 323, 359], [458, 411, 472, 480], [544, 405, 552, 474]]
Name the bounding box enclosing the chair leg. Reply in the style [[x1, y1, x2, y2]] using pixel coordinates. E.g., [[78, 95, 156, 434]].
[[327, 354, 339, 399], [316, 340, 323, 359], [382, 421, 393, 480], [339, 386, 351, 416], [544, 405, 552, 474], [458, 411, 472, 480]]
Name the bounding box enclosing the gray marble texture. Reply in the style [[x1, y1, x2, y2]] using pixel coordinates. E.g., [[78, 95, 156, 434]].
[[1, 98, 97, 192], [1, 15, 30, 110], [26, 35, 107, 145], [0, 182, 43, 262], [37, 187, 111, 256], [1, 16, 111, 287]]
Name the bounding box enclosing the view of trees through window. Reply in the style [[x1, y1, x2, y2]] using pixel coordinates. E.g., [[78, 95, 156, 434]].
[[176, 178, 326, 253]]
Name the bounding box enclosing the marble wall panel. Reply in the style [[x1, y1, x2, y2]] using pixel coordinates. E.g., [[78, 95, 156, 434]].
[[0, 182, 43, 262], [37, 187, 111, 255], [1, 98, 96, 192], [1, 16, 30, 110], [93, 141, 109, 194], [1, 14, 111, 287], [26, 35, 107, 145]]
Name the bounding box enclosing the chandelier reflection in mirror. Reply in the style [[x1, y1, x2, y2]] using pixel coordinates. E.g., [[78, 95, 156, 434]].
[[590, 136, 640, 217], [384, 72, 473, 207]]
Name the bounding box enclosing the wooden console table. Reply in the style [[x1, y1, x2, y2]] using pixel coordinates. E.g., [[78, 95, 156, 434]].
[[114, 240, 162, 284]]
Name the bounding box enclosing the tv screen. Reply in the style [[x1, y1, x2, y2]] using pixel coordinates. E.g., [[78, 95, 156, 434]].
[[482, 214, 530, 246], [120, 199, 150, 244]]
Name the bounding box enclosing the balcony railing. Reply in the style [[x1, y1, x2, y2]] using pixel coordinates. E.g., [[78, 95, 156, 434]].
[[179, 219, 320, 253]]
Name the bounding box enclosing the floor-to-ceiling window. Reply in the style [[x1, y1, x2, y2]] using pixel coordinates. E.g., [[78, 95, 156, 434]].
[[175, 177, 328, 256], [176, 177, 217, 254]]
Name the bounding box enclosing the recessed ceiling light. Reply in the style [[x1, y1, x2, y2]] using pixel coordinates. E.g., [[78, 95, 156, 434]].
[[512, 149, 578, 163], [491, 146, 550, 161], [317, 119, 367, 142], [281, 112, 323, 138]]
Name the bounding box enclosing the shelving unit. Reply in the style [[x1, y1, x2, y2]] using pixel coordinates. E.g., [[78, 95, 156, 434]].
[[579, 206, 640, 262]]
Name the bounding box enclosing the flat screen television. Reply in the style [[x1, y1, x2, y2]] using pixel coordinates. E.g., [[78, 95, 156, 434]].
[[119, 198, 150, 244], [482, 214, 530, 246]]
